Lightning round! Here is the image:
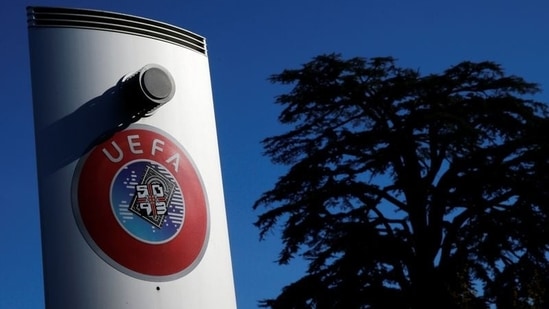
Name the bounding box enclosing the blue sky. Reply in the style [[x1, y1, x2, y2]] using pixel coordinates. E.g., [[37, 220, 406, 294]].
[[1, 0, 548, 308]]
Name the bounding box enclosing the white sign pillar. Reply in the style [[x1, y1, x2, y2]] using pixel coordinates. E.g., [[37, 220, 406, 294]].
[[27, 7, 237, 308]]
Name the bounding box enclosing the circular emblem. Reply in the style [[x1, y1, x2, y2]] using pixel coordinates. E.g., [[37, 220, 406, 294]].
[[73, 124, 209, 281]]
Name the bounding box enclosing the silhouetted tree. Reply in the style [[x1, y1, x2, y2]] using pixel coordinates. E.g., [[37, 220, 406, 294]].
[[254, 54, 549, 308]]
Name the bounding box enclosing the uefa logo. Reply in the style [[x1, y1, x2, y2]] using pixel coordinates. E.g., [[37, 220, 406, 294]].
[[72, 124, 209, 281], [112, 160, 184, 244]]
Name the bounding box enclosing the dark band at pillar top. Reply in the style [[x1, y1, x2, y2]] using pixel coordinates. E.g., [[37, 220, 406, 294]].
[[27, 6, 207, 55]]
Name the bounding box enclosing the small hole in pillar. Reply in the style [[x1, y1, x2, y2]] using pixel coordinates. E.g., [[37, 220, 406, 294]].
[[156, 286, 160, 291]]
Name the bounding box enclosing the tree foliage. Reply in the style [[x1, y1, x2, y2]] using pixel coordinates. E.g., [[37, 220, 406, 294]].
[[254, 54, 549, 308]]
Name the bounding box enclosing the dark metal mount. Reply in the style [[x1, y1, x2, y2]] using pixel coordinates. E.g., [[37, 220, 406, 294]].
[[121, 64, 176, 117]]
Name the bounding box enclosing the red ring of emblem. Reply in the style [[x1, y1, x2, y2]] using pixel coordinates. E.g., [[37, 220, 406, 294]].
[[74, 126, 208, 279]]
